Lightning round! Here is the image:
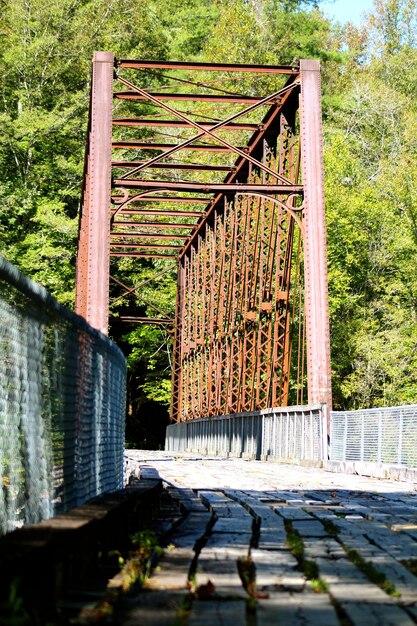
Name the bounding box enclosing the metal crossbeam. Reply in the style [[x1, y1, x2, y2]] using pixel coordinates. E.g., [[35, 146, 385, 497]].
[[112, 161, 234, 171], [112, 221, 195, 228], [114, 91, 270, 103], [110, 316, 173, 325], [114, 179, 303, 193], [112, 198, 208, 205], [110, 232, 189, 239], [112, 141, 238, 152], [117, 60, 299, 73], [112, 119, 258, 130]]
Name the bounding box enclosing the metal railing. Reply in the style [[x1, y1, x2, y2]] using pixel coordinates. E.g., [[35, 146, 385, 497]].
[[166, 405, 327, 463], [330, 405, 417, 466], [0, 257, 126, 535]]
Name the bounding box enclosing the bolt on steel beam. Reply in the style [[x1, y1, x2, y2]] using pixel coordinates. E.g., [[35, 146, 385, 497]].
[[75, 51, 114, 335], [300, 59, 332, 416]]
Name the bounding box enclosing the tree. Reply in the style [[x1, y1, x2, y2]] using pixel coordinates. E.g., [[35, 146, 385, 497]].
[[0, 0, 168, 304], [324, 21, 417, 408], [367, 0, 417, 56]]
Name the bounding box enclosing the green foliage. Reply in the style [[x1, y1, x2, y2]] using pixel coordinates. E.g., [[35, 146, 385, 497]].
[[367, 0, 417, 56], [325, 36, 417, 408], [0, 578, 29, 626], [158, 0, 219, 58], [202, 0, 342, 69], [2, 0, 417, 421], [0, 0, 168, 302]]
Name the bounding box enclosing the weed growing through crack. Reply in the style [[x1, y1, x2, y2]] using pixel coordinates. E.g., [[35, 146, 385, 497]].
[[237, 555, 257, 597], [284, 521, 327, 593], [344, 548, 400, 598], [320, 519, 340, 537], [401, 559, 417, 577], [285, 521, 304, 560], [310, 578, 328, 593]]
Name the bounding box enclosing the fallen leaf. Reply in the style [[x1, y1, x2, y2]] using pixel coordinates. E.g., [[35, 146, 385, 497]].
[[196, 579, 216, 599]]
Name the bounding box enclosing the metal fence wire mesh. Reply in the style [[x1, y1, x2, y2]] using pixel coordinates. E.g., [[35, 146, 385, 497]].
[[0, 257, 126, 535], [330, 405, 417, 466]]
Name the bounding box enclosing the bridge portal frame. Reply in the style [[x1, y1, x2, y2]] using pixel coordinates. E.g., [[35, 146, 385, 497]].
[[75, 54, 332, 415]]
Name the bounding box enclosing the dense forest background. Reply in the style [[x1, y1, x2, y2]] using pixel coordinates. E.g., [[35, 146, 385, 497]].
[[1, 0, 417, 444]]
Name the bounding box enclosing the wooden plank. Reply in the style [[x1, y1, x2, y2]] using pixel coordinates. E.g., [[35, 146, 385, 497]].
[[171, 512, 213, 549], [224, 489, 288, 548], [188, 600, 247, 626], [144, 547, 193, 591], [212, 517, 253, 534], [250, 548, 304, 592], [196, 546, 248, 598], [166, 486, 209, 513], [199, 490, 253, 519], [257, 591, 340, 626], [117, 589, 186, 626]]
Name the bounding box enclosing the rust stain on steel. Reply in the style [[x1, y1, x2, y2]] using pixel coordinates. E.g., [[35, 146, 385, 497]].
[[117, 60, 298, 73], [112, 161, 234, 171], [111, 317, 174, 325], [114, 180, 303, 193], [112, 199, 207, 206], [299, 59, 332, 417], [75, 51, 113, 335], [111, 222, 195, 228], [112, 119, 259, 130], [110, 232, 189, 240], [77, 54, 332, 417], [113, 91, 270, 103], [112, 141, 239, 152]]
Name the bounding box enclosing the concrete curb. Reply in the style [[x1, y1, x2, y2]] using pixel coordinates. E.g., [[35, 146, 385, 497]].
[[325, 460, 417, 483]]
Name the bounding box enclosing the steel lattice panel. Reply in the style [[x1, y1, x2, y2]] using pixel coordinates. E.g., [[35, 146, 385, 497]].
[[175, 152, 300, 420]]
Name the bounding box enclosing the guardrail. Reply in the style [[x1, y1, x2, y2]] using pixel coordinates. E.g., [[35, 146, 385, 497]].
[[0, 256, 126, 534], [166, 405, 327, 464], [330, 405, 417, 467]]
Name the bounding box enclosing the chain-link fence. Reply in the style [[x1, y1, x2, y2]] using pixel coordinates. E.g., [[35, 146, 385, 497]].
[[330, 405, 417, 466], [0, 257, 126, 535], [166, 405, 327, 463]]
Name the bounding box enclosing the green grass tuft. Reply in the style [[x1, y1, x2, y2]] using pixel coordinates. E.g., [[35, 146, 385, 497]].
[[345, 548, 400, 598]]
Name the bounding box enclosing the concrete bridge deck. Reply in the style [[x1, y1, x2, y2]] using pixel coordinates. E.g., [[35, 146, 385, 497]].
[[119, 451, 417, 626]]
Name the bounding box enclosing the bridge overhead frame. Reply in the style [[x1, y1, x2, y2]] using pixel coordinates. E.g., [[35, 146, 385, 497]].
[[75, 54, 332, 421]]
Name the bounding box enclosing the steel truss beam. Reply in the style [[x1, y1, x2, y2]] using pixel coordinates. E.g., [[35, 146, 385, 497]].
[[112, 119, 258, 130], [112, 141, 240, 152], [111, 221, 195, 228], [112, 161, 234, 171], [76, 53, 332, 421], [110, 316, 173, 325], [117, 60, 298, 73], [75, 51, 113, 334], [112, 199, 207, 206], [114, 180, 303, 193], [110, 252, 177, 258], [110, 232, 189, 239], [114, 91, 274, 103]]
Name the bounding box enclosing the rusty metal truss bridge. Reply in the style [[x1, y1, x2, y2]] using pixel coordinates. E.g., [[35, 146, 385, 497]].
[[75, 53, 332, 423]]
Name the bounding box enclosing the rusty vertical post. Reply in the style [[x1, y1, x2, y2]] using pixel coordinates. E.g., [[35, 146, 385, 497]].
[[171, 262, 185, 422], [299, 59, 332, 414], [76, 51, 114, 334]]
